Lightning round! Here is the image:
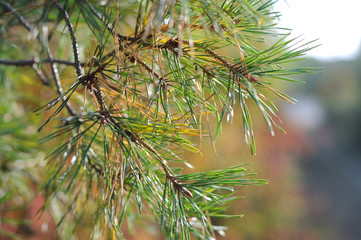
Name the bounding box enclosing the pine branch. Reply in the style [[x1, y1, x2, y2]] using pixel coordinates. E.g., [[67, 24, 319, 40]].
[[0, 0, 315, 239], [54, 1, 82, 78], [0, 58, 85, 67]]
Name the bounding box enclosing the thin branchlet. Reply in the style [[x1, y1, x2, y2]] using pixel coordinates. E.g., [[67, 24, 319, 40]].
[[54, 1, 82, 78], [32, 64, 50, 85], [0, 1, 32, 31], [46, 45, 77, 116], [0, 58, 86, 67], [0, 59, 38, 66]]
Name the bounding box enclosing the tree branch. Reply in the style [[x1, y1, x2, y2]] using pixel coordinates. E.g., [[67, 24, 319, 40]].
[[0, 1, 32, 31], [54, 1, 82, 78], [32, 64, 50, 86], [0, 58, 85, 67], [44, 47, 77, 115], [0, 59, 37, 66]]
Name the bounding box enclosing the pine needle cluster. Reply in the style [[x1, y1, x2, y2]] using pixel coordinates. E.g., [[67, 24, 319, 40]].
[[0, 0, 315, 239]]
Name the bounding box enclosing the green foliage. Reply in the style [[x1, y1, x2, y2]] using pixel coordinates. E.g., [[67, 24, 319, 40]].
[[0, 0, 313, 239]]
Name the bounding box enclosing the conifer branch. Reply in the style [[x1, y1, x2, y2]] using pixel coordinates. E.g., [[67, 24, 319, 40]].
[[54, 1, 82, 78], [0, 58, 85, 67], [0, 1, 315, 238]]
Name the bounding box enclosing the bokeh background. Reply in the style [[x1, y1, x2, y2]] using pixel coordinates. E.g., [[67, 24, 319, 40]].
[[204, 1, 361, 239], [1, 0, 361, 239]]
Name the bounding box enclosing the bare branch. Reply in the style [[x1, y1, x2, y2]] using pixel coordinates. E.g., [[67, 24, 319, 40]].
[[0, 58, 85, 67], [54, 1, 82, 78], [0, 59, 36, 66], [45, 47, 77, 116], [0, 1, 32, 31], [32, 64, 50, 86]]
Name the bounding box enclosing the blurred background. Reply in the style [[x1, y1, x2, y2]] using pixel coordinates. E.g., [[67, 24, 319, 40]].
[[202, 0, 361, 239], [1, 0, 361, 239]]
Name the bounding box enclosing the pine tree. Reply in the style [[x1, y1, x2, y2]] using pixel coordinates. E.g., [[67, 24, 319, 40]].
[[0, 0, 315, 239]]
